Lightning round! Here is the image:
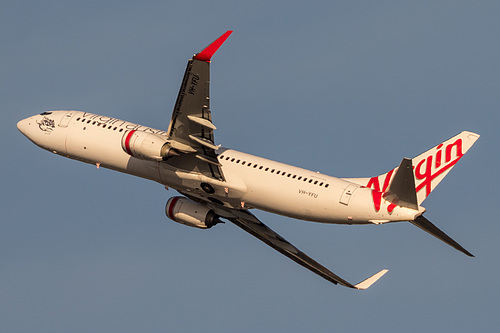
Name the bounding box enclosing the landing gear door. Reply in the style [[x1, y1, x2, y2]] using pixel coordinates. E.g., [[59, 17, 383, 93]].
[[59, 111, 76, 128], [339, 184, 358, 205]]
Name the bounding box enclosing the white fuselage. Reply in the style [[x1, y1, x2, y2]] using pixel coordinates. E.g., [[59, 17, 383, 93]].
[[17, 110, 421, 225]]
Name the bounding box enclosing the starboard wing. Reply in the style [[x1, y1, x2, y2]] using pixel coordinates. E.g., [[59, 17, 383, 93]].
[[166, 31, 232, 180]]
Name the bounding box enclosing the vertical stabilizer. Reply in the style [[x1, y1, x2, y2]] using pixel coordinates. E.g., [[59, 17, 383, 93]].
[[345, 131, 480, 206], [410, 131, 479, 205]]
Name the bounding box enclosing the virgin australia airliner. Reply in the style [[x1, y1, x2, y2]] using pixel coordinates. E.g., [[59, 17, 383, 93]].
[[17, 31, 480, 289]]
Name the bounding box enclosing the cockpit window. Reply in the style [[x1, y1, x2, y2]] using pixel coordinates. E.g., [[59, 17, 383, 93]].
[[39, 112, 52, 115]]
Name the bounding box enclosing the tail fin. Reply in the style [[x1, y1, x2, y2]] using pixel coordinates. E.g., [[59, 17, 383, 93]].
[[409, 131, 480, 205], [347, 131, 480, 206], [345, 132, 479, 256]]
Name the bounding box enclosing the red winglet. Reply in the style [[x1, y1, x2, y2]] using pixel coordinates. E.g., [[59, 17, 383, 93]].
[[194, 30, 233, 62]]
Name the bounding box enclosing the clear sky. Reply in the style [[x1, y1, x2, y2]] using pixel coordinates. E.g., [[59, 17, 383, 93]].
[[2, 1, 499, 332]]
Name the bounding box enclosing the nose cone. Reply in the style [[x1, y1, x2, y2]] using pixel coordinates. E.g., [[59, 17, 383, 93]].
[[17, 117, 31, 137]]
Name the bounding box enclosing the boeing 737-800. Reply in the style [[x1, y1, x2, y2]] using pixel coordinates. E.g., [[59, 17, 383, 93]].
[[17, 31, 479, 289]]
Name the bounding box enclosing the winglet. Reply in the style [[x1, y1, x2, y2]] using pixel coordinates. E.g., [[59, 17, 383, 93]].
[[354, 269, 389, 290], [194, 30, 233, 62]]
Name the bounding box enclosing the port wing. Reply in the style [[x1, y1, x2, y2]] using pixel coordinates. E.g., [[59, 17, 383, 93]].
[[227, 209, 387, 289]]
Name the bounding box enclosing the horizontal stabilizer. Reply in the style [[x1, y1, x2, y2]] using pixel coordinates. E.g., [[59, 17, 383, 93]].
[[411, 216, 474, 257], [355, 269, 389, 290], [384, 158, 418, 210]]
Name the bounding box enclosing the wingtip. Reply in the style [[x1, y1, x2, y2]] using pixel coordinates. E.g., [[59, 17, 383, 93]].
[[354, 269, 389, 290], [194, 30, 233, 62]]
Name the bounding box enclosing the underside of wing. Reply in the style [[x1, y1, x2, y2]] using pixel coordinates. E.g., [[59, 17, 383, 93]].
[[225, 209, 387, 289], [165, 31, 232, 181]]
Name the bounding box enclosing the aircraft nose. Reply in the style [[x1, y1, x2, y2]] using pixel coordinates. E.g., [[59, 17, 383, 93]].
[[17, 117, 31, 137]]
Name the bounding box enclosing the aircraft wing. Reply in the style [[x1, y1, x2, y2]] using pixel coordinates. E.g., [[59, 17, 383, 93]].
[[226, 208, 388, 289], [166, 31, 232, 181]]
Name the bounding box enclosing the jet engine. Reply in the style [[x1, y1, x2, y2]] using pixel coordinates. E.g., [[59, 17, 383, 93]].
[[165, 196, 222, 229], [121, 130, 177, 161]]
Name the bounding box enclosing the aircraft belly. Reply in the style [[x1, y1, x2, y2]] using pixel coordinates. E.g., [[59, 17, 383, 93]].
[[159, 163, 247, 209]]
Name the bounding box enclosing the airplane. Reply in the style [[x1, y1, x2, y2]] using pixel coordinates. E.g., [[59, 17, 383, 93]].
[[17, 30, 480, 290]]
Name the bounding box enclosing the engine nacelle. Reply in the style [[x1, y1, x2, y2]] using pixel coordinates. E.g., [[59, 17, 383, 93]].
[[165, 196, 221, 229], [122, 130, 176, 161]]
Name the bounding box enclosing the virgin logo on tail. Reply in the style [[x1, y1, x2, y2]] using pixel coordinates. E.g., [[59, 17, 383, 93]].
[[414, 139, 463, 198], [366, 138, 464, 213]]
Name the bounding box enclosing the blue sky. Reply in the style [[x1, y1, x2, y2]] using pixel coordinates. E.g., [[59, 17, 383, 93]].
[[2, 1, 499, 332]]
